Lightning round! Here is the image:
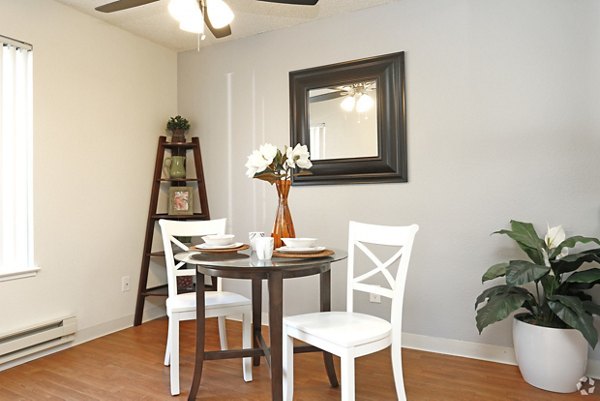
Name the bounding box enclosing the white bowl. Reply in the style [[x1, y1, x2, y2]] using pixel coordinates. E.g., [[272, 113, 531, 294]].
[[202, 234, 235, 247], [282, 237, 317, 248]]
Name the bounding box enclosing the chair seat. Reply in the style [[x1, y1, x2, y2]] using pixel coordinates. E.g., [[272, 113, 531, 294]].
[[284, 311, 391, 348], [167, 291, 251, 313]]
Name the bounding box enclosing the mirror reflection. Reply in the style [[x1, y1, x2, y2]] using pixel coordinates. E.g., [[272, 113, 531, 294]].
[[289, 51, 406, 186], [308, 80, 377, 160]]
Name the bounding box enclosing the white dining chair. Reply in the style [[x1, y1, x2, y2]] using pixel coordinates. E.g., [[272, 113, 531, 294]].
[[159, 218, 253, 395], [282, 221, 419, 401]]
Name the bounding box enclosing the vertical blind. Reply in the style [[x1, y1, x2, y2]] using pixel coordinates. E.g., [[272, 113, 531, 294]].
[[0, 36, 33, 271]]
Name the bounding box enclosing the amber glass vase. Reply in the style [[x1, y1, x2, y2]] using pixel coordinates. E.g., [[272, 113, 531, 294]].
[[272, 179, 295, 248]]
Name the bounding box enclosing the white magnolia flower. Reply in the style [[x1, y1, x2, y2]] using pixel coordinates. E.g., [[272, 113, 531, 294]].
[[259, 143, 278, 164], [285, 147, 296, 169], [246, 142, 312, 183], [545, 224, 566, 250], [286, 143, 312, 170], [245, 150, 270, 178]]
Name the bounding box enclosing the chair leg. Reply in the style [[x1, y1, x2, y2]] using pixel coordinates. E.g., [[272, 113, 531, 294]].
[[169, 317, 180, 396], [340, 356, 355, 401], [218, 316, 229, 350], [242, 312, 253, 382], [391, 341, 407, 401], [282, 328, 294, 401], [164, 319, 171, 366]]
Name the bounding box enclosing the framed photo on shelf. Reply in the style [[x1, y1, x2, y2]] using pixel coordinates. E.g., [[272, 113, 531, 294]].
[[168, 186, 193, 215]]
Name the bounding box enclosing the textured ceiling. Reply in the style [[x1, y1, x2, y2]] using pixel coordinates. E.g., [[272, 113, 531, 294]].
[[53, 0, 397, 52]]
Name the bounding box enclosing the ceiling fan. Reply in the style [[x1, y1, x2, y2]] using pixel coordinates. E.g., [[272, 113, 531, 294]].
[[95, 0, 319, 39]]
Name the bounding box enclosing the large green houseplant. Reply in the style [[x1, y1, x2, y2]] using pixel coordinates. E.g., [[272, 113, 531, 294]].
[[475, 220, 600, 348]]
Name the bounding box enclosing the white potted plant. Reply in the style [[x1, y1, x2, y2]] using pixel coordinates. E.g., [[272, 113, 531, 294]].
[[475, 220, 600, 393]]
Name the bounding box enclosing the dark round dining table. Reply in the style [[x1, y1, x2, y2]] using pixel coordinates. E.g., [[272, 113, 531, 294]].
[[175, 248, 348, 401]]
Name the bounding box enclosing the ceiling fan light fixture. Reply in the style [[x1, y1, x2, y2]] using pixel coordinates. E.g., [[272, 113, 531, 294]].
[[179, 8, 205, 34], [356, 93, 374, 113], [168, 0, 199, 21], [206, 0, 235, 29], [340, 95, 356, 112]]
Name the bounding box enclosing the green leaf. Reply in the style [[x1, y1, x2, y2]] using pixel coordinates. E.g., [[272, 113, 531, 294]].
[[292, 170, 313, 177], [476, 286, 533, 333], [583, 301, 600, 316], [540, 274, 559, 298], [494, 220, 544, 264], [562, 267, 600, 291], [505, 260, 550, 286], [565, 268, 600, 284], [482, 262, 508, 283], [253, 169, 283, 184], [553, 249, 600, 275], [476, 285, 511, 309], [550, 236, 600, 259], [548, 295, 597, 348]]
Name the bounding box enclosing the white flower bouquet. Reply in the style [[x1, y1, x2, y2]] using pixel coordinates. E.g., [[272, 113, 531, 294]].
[[245, 143, 312, 184]]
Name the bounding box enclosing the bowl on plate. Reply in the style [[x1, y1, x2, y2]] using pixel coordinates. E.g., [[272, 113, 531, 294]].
[[202, 234, 235, 247], [282, 237, 317, 248]]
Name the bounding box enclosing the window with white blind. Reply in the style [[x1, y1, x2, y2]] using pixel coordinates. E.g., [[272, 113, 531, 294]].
[[0, 35, 36, 280]]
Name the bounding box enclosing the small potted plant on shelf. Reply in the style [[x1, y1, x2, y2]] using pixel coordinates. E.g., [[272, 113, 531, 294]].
[[166, 115, 190, 143], [475, 220, 600, 393]]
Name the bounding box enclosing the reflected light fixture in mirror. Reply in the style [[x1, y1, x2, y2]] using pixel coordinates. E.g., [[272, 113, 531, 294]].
[[338, 82, 375, 113], [340, 96, 355, 112], [356, 94, 374, 113]]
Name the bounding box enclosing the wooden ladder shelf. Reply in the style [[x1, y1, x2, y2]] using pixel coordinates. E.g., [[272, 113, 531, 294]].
[[133, 136, 211, 326]]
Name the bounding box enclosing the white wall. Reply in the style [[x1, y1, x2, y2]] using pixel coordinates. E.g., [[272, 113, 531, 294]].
[[0, 0, 176, 361], [178, 0, 600, 364]]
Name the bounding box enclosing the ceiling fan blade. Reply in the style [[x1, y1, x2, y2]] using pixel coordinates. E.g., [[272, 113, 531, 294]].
[[95, 0, 159, 13], [257, 0, 319, 5], [202, 2, 232, 38], [309, 91, 344, 103]]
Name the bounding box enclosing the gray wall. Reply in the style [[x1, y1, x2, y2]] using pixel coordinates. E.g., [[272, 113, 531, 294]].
[[178, 0, 600, 362]]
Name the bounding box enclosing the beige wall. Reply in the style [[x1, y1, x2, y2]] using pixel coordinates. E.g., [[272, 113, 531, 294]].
[[0, 0, 176, 363], [178, 0, 600, 365]]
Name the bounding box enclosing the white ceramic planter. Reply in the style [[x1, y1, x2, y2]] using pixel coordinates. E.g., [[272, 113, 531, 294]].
[[513, 316, 588, 393]]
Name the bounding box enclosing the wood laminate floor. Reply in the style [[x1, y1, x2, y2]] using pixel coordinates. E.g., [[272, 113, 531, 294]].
[[0, 318, 596, 400]]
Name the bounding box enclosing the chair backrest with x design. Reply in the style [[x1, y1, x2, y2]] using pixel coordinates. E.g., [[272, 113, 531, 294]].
[[346, 221, 419, 332], [159, 218, 227, 297]]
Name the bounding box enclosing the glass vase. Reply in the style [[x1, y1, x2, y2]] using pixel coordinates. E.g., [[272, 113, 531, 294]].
[[272, 179, 295, 249]]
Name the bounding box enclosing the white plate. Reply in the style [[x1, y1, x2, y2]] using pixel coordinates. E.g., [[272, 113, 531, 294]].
[[276, 246, 326, 253], [196, 242, 244, 250]]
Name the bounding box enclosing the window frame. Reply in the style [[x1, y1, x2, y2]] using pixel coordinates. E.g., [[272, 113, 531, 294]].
[[0, 34, 37, 281]]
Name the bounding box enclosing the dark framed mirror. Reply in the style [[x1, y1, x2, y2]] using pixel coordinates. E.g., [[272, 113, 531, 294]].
[[289, 52, 407, 186]]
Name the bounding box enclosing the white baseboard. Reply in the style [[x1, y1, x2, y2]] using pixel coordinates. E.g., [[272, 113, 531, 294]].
[[0, 305, 167, 372], [402, 332, 517, 365], [402, 332, 600, 378]]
